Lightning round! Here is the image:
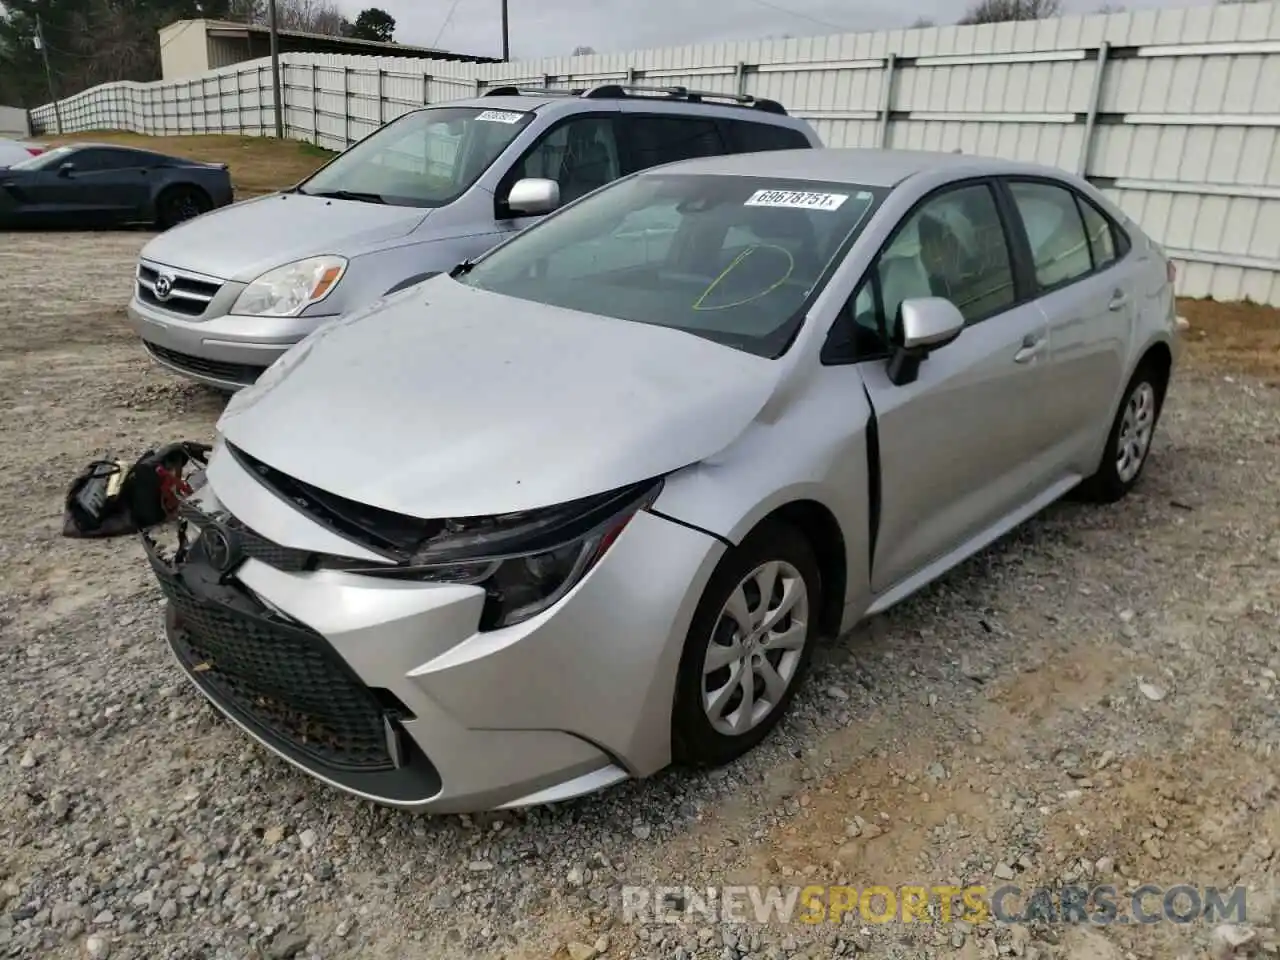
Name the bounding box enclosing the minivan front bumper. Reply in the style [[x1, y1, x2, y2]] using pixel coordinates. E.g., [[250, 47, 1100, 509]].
[[128, 295, 335, 391]]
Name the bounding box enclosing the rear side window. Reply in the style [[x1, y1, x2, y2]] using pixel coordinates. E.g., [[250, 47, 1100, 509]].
[[726, 120, 811, 153], [1008, 180, 1093, 289], [624, 116, 725, 172]]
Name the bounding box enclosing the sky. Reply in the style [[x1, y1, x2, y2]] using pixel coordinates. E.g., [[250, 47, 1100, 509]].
[[334, 0, 1215, 61]]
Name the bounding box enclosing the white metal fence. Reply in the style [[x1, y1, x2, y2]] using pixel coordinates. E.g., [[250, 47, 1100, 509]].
[[29, 2, 1280, 305]]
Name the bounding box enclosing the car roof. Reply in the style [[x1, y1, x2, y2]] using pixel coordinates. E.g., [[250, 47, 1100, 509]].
[[641, 148, 1070, 188]]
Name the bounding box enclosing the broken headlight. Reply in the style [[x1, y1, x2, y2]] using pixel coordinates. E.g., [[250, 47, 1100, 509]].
[[318, 479, 663, 629]]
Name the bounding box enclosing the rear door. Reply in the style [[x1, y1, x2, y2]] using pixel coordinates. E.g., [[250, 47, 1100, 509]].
[[1001, 177, 1134, 476], [849, 179, 1063, 596]]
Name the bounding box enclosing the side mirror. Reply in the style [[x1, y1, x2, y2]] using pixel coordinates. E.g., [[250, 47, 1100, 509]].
[[58, 162, 75, 177], [505, 177, 560, 217], [886, 297, 965, 386]]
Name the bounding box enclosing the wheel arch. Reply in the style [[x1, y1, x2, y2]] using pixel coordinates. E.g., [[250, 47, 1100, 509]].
[[760, 500, 848, 639]]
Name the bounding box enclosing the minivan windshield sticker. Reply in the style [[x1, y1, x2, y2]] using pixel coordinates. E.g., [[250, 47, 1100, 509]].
[[745, 190, 849, 211], [476, 110, 526, 124]]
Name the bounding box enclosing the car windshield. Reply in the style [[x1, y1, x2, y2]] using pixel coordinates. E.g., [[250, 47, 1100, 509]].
[[296, 105, 533, 207], [457, 173, 885, 357], [8, 145, 73, 171]]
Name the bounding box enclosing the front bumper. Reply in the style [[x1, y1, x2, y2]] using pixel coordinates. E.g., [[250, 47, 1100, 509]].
[[144, 455, 724, 813], [128, 296, 336, 391]]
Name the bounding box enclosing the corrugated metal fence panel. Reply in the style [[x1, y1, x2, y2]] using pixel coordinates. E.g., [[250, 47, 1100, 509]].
[[23, 2, 1280, 304]]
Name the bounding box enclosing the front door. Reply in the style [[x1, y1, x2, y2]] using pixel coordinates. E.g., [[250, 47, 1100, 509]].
[[854, 180, 1060, 596], [494, 114, 622, 238]]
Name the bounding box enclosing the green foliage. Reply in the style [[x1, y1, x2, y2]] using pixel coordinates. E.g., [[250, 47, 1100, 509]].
[[0, 0, 236, 106], [350, 6, 394, 43]]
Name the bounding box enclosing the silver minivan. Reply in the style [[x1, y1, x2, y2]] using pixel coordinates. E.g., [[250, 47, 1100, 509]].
[[127, 85, 822, 390]]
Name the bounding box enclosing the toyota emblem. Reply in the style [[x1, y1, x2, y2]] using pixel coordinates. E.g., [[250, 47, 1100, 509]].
[[153, 274, 174, 300], [200, 524, 240, 574]]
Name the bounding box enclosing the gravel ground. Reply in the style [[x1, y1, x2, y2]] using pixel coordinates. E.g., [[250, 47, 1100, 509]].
[[2, 231, 1279, 960]]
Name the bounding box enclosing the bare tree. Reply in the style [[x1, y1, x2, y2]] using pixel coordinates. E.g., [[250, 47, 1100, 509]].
[[571, 44, 596, 55], [957, 0, 1062, 25], [1095, 2, 1125, 11], [909, 16, 936, 27], [228, 0, 346, 35]]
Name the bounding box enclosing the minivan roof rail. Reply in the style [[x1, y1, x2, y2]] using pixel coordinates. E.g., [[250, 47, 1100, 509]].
[[583, 83, 788, 115], [481, 82, 788, 116], [483, 86, 586, 97]]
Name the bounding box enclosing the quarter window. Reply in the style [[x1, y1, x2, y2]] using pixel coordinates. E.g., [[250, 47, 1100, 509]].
[[1078, 196, 1118, 270], [1008, 181, 1093, 289]]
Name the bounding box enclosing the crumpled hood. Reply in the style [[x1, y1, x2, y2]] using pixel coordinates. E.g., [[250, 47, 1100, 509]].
[[216, 276, 781, 519], [140, 193, 429, 282]]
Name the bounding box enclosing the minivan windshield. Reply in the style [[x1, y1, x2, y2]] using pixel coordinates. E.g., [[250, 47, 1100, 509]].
[[297, 105, 533, 207], [457, 173, 884, 357]]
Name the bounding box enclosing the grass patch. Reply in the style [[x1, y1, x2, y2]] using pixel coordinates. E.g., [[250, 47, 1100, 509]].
[[1178, 297, 1280, 384], [45, 131, 336, 197]]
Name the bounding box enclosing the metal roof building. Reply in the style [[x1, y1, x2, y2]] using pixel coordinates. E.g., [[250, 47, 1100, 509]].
[[158, 19, 498, 81]]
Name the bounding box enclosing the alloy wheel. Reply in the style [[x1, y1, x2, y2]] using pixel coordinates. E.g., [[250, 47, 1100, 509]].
[[1116, 381, 1156, 483], [701, 560, 810, 736]]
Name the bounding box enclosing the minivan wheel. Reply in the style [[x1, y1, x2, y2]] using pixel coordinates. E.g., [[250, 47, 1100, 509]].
[[1078, 363, 1166, 503], [672, 520, 821, 768]]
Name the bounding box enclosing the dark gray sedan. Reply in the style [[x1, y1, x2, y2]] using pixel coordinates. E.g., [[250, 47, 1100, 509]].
[[0, 143, 234, 230]]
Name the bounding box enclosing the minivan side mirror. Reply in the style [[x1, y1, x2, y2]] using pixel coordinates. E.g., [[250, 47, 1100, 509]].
[[506, 178, 560, 217], [58, 161, 76, 177], [886, 297, 966, 386]]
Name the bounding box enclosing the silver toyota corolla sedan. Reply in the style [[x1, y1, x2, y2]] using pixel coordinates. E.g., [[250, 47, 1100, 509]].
[[144, 148, 1179, 813]]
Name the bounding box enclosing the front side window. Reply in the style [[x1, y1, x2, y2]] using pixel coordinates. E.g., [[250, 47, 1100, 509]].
[[8, 145, 75, 171], [876, 183, 1016, 339], [298, 106, 534, 207], [460, 174, 884, 357], [508, 117, 621, 205], [1008, 180, 1094, 289]]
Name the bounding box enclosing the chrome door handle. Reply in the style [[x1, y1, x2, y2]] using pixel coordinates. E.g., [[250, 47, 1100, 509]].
[[1014, 335, 1046, 364], [1108, 290, 1129, 311]]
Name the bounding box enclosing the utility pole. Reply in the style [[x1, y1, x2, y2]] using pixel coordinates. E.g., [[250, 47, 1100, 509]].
[[268, 0, 284, 138], [500, 0, 509, 61], [35, 16, 62, 135]]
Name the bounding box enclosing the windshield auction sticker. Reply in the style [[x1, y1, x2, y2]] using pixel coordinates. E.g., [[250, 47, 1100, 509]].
[[476, 110, 526, 123], [745, 190, 849, 211]]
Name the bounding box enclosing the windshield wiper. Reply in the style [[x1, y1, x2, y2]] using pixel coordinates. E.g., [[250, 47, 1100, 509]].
[[449, 258, 476, 278], [302, 189, 385, 204]]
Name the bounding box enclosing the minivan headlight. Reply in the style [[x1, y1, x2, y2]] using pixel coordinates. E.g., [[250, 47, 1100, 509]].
[[232, 256, 347, 317]]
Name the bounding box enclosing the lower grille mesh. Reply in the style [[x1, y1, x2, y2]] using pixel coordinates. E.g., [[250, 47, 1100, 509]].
[[162, 578, 395, 772]]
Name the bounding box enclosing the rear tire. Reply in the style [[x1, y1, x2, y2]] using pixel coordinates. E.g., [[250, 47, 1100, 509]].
[[155, 185, 211, 230], [1077, 361, 1167, 503], [672, 520, 822, 768]]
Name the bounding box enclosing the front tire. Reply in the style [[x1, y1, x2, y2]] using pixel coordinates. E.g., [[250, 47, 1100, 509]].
[[672, 520, 822, 768], [1077, 362, 1165, 503]]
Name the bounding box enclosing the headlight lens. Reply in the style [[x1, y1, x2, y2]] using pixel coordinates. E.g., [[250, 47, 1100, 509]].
[[318, 481, 661, 629], [231, 256, 347, 317]]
